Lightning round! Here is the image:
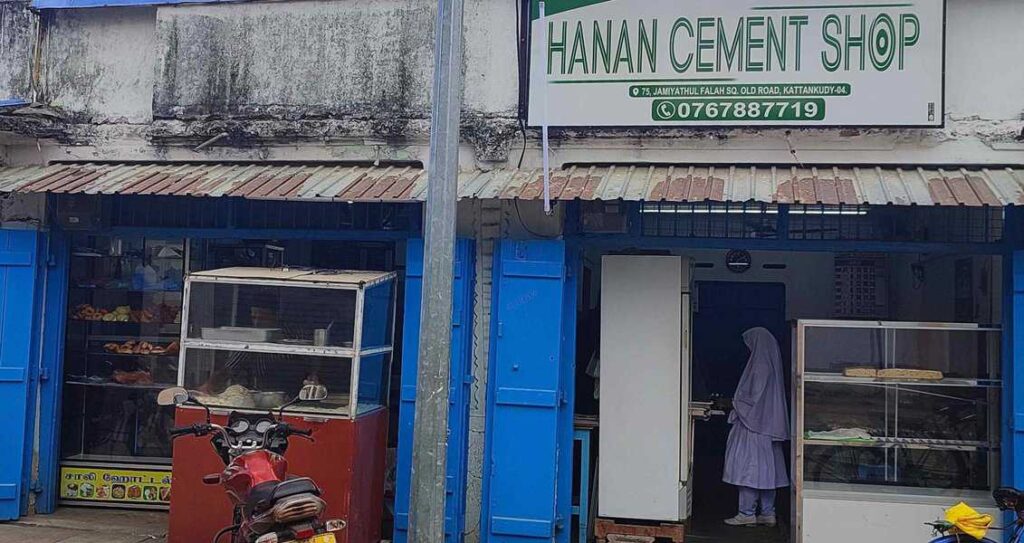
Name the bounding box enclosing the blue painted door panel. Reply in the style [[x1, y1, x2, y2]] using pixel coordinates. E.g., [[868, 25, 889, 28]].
[[1006, 251, 1024, 490], [394, 239, 475, 543], [0, 229, 42, 520], [35, 231, 70, 514], [557, 247, 578, 543], [484, 240, 573, 543]]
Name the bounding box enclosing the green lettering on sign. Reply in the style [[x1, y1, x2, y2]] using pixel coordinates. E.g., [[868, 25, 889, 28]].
[[670, 18, 695, 73], [652, 97, 827, 122]]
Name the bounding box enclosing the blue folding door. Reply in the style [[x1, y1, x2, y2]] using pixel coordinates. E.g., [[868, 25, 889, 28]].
[[394, 239, 475, 543], [483, 239, 576, 543], [0, 229, 43, 520]]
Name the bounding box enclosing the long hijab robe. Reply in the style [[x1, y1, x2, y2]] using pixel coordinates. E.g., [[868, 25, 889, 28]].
[[722, 327, 791, 489]]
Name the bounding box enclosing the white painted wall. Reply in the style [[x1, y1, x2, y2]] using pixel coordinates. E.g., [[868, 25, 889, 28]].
[[890, 254, 1002, 324], [944, 0, 1024, 122], [584, 249, 1001, 324], [687, 250, 837, 321], [41, 8, 157, 124]]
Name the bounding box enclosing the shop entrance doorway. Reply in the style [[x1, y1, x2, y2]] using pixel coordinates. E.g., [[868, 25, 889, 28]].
[[690, 281, 788, 539], [575, 245, 1003, 543]]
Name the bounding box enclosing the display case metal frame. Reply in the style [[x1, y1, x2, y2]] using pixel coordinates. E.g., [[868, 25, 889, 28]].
[[177, 267, 398, 419], [58, 235, 187, 509], [792, 319, 1002, 543]]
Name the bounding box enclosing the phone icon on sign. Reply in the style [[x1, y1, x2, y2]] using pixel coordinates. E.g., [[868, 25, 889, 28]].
[[655, 101, 676, 120]]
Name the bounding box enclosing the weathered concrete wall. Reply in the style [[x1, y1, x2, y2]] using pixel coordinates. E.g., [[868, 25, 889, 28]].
[[149, 0, 520, 158], [945, 0, 1024, 122], [153, 1, 436, 128], [41, 7, 156, 123], [0, 1, 35, 102], [463, 0, 518, 115], [4, 0, 1021, 166]]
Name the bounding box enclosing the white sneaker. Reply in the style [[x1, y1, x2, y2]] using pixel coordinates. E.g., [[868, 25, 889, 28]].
[[757, 514, 777, 527], [724, 514, 757, 527]]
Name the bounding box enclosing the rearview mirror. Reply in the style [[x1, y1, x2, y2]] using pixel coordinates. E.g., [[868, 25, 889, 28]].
[[157, 387, 190, 406], [298, 384, 328, 402]]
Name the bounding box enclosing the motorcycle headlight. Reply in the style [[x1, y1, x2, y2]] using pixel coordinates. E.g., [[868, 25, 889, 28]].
[[271, 495, 326, 524]]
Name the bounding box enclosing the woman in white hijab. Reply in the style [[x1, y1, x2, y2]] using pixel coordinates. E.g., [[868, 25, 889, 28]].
[[723, 327, 790, 527]]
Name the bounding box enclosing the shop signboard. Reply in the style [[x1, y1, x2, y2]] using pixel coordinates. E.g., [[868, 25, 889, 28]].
[[526, 0, 945, 127], [59, 466, 171, 505]]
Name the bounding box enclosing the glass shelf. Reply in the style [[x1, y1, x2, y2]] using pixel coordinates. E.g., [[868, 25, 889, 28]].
[[180, 268, 396, 419], [66, 380, 178, 391], [795, 319, 1001, 499], [180, 338, 362, 359], [61, 235, 185, 466], [804, 372, 1001, 388], [804, 437, 995, 452]]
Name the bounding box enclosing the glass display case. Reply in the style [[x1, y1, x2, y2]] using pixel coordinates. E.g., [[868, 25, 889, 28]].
[[793, 320, 1001, 541], [179, 267, 397, 417], [60, 235, 185, 479]]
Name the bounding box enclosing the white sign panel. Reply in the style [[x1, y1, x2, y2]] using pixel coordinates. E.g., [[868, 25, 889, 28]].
[[527, 0, 945, 127]]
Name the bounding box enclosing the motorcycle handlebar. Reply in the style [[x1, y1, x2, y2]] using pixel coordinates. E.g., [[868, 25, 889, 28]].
[[170, 424, 202, 437], [269, 423, 313, 439]]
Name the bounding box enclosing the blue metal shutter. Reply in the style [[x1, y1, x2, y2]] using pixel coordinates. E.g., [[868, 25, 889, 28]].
[[484, 240, 574, 543], [33, 231, 70, 515], [1006, 250, 1024, 489], [0, 229, 42, 520], [394, 239, 475, 543]]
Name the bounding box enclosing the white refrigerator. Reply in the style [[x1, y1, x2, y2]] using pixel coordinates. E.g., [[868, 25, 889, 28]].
[[598, 255, 693, 522]]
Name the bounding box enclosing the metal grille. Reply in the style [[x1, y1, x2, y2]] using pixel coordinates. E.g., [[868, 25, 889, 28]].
[[787, 205, 1004, 243], [636, 203, 1004, 244], [52, 194, 422, 232], [639, 202, 779, 239]]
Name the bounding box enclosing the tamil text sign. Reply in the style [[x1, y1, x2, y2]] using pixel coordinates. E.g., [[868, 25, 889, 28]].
[[527, 0, 944, 127], [60, 466, 171, 505]]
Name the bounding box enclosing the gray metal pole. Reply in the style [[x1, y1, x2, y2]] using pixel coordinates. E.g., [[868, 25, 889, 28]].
[[409, 0, 464, 540]]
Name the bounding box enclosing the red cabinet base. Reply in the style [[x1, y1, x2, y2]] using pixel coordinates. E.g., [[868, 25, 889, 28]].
[[168, 407, 388, 543]]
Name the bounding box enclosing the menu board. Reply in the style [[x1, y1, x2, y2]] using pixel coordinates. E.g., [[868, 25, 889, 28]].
[[60, 466, 171, 505]]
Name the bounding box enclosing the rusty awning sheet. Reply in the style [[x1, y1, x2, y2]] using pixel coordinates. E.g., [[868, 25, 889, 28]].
[[0, 163, 1022, 206]]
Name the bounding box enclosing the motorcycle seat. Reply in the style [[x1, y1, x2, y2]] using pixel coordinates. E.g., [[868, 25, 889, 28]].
[[994, 487, 1024, 512], [249, 477, 322, 514], [271, 477, 321, 501]]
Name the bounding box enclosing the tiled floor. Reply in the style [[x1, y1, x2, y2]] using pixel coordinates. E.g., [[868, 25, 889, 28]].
[[688, 517, 789, 543], [0, 507, 166, 543]]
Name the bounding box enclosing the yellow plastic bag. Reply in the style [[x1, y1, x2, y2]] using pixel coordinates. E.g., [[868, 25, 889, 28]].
[[945, 502, 993, 540]]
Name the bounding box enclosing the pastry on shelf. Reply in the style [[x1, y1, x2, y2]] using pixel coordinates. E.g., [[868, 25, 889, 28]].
[[101, 340, 179, 356], [843, 367, 878, 378], [877, 368, 944, 380], [112, 369, 154, 385]]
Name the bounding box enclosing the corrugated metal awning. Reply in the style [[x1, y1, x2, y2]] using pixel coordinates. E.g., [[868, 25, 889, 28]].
[[0, 163, 429, 201], [2, 163, 1023, 206]]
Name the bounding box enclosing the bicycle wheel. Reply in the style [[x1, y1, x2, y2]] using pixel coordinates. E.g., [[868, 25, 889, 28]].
[[928, 536, 998, 543]]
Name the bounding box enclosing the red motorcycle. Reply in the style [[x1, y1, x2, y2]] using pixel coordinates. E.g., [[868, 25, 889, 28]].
[[158, 385, 346, 543]]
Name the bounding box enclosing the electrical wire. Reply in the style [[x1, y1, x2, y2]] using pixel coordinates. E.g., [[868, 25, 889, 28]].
[[514, 199, 559, 239], [518, 119, 528, 169], [516, 0, 528, 169]]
